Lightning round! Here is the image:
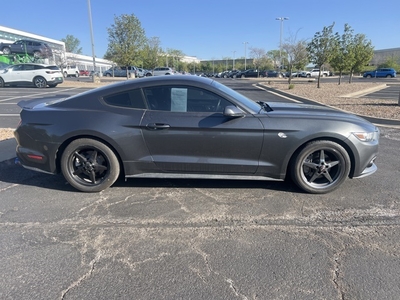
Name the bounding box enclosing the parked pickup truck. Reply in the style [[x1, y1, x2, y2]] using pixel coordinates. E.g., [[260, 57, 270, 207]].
[[304, 69, 329, 78]]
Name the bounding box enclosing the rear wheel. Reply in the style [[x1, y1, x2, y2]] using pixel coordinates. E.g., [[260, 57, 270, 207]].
[[386, 74, 392, 78], [2, 47, 11, 55], [33, 76, 47, 88], [290, 140, 350, 194], [0, 77, 4, 87], [61, 138, 120, 192], [366, 74, 372, 78]]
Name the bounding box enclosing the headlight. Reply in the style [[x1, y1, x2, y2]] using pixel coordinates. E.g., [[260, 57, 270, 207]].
[[352, 131, 375, 142]]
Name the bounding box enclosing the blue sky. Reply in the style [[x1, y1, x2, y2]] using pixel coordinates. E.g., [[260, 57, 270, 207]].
[[2, 0, 399, 60]]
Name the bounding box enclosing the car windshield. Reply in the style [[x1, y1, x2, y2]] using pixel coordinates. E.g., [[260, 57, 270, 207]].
[[211, 80, 262, 113]]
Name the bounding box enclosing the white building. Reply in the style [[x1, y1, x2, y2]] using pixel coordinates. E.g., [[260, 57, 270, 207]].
[[0, 25, 113, 73]]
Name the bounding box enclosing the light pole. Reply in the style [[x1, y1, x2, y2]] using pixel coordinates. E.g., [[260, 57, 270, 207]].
[[87, 0, 97, 82], [276, 17, 288, 70], [232, 50, 236, 70], [243, 42, 248, 70]]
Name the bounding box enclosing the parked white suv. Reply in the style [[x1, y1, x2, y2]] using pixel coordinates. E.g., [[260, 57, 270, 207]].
[[152, 67, 175, 76], [62, 65, 80, 78], [0, 63, 63, 88]]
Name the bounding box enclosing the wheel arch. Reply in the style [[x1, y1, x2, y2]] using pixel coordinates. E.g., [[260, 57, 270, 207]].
[[55, 134, 125, 177], [285, 136, 356, 179]]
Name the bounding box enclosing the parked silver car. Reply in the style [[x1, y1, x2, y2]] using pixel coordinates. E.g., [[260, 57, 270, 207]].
[[152, 67, 175, 76]]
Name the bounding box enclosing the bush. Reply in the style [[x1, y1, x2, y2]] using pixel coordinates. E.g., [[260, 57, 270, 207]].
[[288, 84, 295, 90]]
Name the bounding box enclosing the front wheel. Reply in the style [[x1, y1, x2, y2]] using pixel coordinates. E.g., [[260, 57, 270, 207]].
[[290, 140, 350, 194], [33, 76, 47, 88], [61, 138, 120, 192], [0, 77, 4, 87]]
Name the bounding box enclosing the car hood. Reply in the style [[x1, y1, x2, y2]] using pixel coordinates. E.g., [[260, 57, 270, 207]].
[[265, 101, 370, 123]]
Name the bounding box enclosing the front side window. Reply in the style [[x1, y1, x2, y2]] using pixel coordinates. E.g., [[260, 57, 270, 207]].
[[143, 86, 232, 113]]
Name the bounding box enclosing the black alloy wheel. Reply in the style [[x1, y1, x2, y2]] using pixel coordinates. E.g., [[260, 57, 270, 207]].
[[290, 140, 350, 194], [61, 138, 120, 192]]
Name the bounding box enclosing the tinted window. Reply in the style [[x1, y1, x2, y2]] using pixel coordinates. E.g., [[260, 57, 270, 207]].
[[103, 89, 146, 109], [143, 86, 231, 112], [46, 65, 61, 70], [24, 64, 35, 70]]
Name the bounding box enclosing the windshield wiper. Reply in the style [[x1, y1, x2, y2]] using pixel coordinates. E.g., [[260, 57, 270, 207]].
[[256, 101, 273, 112]]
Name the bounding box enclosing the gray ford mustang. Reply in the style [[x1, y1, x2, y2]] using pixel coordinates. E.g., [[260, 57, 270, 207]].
[[14, 76, 379, 193]]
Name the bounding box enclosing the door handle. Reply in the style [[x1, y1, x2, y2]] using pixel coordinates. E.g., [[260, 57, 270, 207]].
[[146, 123, 171, 130]]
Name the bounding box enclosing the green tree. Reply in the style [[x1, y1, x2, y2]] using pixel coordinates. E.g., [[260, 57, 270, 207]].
[[347, 33, 374, 83], [104, 14, 147, 78], [61, 35, 82, 54], [330, 24, 355, 85], [267, 50, 281, 69], [250, 47, 272, 74], [142, 36, 161, 70], [307, 23, 336, 88]]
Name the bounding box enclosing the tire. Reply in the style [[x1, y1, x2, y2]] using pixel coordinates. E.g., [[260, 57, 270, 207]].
[[61, 138, 120, 192], [290, 140, 350, 194], [106, 73, 111, 77], [75, 72, 79, 78], [386, 74, 392, 78], [0, 77, 4, 88], [366, 74, 372, 78], [63, 72, 68, 78], [33, 76, 47, 88], [2, 47, 11, 55]]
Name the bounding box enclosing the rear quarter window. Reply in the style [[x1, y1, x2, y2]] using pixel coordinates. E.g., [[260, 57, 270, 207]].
[[103, 89, 146, 109]]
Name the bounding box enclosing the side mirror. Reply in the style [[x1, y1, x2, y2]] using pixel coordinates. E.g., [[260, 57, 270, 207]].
[[223, 106, 245, 118]]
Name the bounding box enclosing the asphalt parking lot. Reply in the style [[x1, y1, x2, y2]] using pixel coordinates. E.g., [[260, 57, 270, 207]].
[[1, 81, 400, 299]]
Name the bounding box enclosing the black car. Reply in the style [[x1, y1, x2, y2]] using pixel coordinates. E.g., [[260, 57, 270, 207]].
[[259, 70, 285, 78], [236, 69, 260, 78], [14, 76, 379, 193], [0, 40, 53, 58]]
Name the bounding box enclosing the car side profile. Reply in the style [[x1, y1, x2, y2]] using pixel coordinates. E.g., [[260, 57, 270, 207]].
[[152, 67, 175, 76], [0, 39, 53, 58], [0, 63, 63, 88], [236, 69, 260, 78], [14, 76, 379, 194], [363, 68, 396, 78], [103, 66, 138, 77]]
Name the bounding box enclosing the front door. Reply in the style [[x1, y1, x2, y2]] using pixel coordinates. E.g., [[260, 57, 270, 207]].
[[140, 85, 264, 174]]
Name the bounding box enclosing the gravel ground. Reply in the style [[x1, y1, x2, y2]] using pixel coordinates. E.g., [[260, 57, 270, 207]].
[[263, 79, 400, 120], [1, 78, 399, 141]]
